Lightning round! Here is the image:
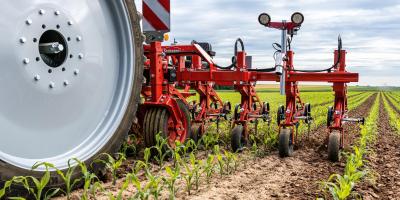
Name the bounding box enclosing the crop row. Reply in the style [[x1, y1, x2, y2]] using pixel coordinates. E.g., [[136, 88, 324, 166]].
[[321, 93, 380, 200], [383, 93, 400, 133]]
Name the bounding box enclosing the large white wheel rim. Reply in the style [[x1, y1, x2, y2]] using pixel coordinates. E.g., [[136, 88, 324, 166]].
[[0, 0, 136, 170]]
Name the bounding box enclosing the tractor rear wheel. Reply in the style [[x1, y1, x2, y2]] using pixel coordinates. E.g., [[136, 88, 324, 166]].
[[0, 0, 143, 189], [328, 131, 341, 162], [231, 125, 245, 152], [279, 128, 294, 157]]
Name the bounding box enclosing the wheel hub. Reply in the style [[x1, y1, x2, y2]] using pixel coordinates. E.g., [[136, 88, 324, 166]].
[[19, 8, 84, 91]]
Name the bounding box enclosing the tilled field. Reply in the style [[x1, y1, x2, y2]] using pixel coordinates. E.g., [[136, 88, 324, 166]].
[[50, 91, 400, 200], [356, 94, 400, 200], [184, 94, 377, 200]]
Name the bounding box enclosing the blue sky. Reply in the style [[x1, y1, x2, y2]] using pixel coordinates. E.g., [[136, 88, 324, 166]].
[[136, 0, 400, 86]]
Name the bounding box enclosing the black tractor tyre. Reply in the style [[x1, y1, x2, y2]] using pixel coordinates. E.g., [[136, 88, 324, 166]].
[[0, 0, 143, 195]]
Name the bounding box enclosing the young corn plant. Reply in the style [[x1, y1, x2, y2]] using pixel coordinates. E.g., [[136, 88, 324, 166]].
[[214, 145, 225, 177], [172, 141, 183, 167], [108, 173, 134, 200], [93, 152, 126, 185], [180, 153, 195, 195], [143, 147, 152, 169], [152, 134, 172, 170], [49, 159, 80, 200], [202, 154, 216, 183], [224, 150, 235, 174], [190, 153, 202, 190], [18, 162, 61, 200], [72, 158, 101, 200], [0, 176, 27, 199], [145, 170, 164, 200], [163, 165, 181, 200], [130, 173, 150, 200]]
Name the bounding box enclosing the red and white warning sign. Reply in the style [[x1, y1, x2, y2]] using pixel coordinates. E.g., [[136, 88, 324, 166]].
[[142, 0, 171, 32]]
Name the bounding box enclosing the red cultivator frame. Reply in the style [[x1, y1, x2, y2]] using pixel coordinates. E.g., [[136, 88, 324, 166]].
[[139, 10, 362, 161]]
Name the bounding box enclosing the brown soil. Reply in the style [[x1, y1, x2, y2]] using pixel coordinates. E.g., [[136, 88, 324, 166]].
[[356, 94, 400, 200], [54, 94, 378, 200], [183, 94, 377, 200]]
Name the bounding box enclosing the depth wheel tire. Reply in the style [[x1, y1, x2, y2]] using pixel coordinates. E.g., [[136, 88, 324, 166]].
[[328, 131, 341, 162], [176, 99, 192, 144], [231, 125, 245, 152], [0, 0, 143, 190], [279, 129, 294, 157], [143, 99, 191, 147]]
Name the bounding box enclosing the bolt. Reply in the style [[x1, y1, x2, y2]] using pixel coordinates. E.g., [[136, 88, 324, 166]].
[[20, 37, 26, 44], [233, 81, 237, 84], [54, 10, 60, 15], [34, 75, 40, 81], [151, 74, 155, 78], [49, 82, 55, 88], [39, 9, 45, 15], [76, 36, 82, 42], [68, 21, 73, 26], [73, 69, 79, 75], [25, 19, 32, 25], [78, 53, 84, 59], [63, 80, 69, 86], [23, 58, 30, 64]]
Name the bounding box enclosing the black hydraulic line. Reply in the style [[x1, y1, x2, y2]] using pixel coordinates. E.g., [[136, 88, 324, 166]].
[[291, 36, 343, 73]]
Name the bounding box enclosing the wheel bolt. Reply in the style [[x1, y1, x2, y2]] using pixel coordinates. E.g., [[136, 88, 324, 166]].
[[55, 10, 60, 16], [76, 36, 82, 42], [23, 58, 30, 64], [63, 80, 69, 86], [34, 75, 40, 81], [39, 9, 45, 15], [74, 69, 79, 75], [78, 53, 84, 59], [26, 19, 32, 25], [49, 82, 55, 88], [20, 37, 26, 44], [68, 21, 73, 26]]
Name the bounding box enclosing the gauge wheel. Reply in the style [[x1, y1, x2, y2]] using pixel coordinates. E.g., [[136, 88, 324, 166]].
[[279, 128, 294, 157], [328, 131, 341, 162], [231, 125, 245, 152]]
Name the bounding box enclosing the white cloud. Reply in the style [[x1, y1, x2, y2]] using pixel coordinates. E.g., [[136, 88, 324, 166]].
[[136, 0, 400, 86]]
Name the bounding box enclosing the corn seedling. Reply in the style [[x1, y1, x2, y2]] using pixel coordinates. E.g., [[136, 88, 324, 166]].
[[93, 153, 126, 185], [181, 153, 195, 195], [108, 173, 133, 200], [45, 159, 80, 200], [130, 172, 151, 200], [190, 153, 202, 190], [214, 146, 225, 177], [152, 134, 172, 170], [0, 176, 27, 199], [202, 154, 216, 183], [145, 170, 163, 200], [143, 147, 152, 169], [72, 158, 100, 200], [18, 162, 61, 200], [163, 165, 180, 200]]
